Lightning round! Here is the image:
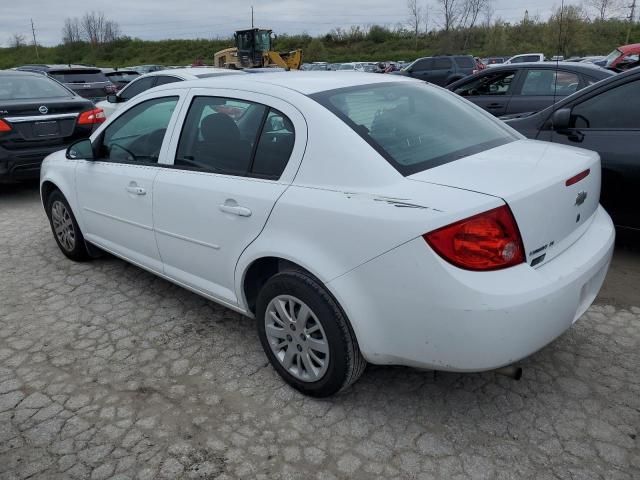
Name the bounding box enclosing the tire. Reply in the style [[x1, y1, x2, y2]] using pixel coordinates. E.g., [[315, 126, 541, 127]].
[[45, 190, 90, 261], [256, 271, 366, 397]]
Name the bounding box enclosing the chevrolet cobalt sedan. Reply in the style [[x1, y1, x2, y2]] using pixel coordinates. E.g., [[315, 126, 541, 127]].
[[40, 73, 614, 397]]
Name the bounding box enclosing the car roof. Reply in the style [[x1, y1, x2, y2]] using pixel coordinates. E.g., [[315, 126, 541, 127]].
[[140, 67, 245, 80], [481, 61, 613, 73], [619, 43, 640, 53], [1, 70, 44, 77], [171, 71, 417, 95]]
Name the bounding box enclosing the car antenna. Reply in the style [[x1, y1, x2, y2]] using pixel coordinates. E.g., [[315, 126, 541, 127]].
[[551, 0, 565, 142]]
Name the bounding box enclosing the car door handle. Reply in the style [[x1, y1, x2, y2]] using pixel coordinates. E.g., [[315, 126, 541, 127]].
[[487, 103, 504, 108], [125, 185, 146, 195], [219, 204, 252, 217]]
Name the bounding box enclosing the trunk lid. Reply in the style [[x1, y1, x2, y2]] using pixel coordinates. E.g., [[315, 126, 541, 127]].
[[409, 139, 601, 267]]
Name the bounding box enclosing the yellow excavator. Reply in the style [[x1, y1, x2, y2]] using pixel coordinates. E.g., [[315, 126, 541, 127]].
[[214, 28, 303, 70]]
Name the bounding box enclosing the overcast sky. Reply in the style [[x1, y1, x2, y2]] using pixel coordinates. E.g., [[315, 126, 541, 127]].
[[3, 0, 571, 47]]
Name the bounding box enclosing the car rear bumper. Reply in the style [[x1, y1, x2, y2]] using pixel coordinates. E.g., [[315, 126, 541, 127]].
[[0, 145, 66, 182], [328, 206, 615, 371]]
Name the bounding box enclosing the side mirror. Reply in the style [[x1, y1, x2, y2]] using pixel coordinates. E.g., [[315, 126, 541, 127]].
[[551, 108, 571, 130], [66, 138, 94, 160], [106, 94, 120, 104]]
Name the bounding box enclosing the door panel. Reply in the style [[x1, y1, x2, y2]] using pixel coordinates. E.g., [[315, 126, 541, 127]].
[[152, 89, 306, 305], [76, 94, 183, 271], [451, 70, 516, 116]]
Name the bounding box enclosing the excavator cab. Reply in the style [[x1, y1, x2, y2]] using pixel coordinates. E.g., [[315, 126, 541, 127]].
[[234, 29, 273, 68]]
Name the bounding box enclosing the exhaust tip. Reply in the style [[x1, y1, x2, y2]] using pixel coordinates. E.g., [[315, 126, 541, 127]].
[[495, 366, 523, 380]]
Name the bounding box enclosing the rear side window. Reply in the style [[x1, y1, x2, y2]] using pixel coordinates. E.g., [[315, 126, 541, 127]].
[[312, 82, 517, 176], [175, 96, 295, 179], [0, 75, 72, 100], [433, 58, 453, 69], [154, 76, 182, 86], [454, 71, 516, 96], [454, 57, 475, 68], [48, 70, 109, 83], [520, 70, 579, 96], [120, 77, 156, 101]]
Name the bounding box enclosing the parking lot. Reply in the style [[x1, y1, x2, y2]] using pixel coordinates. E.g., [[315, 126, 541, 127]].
[[0, 183, 639, 480]]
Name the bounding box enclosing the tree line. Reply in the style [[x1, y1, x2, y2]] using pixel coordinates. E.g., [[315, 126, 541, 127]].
[[1, 6, 638, 69]]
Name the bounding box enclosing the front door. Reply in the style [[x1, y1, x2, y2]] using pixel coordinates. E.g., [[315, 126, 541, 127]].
[[539, 78, 640, 229], [75, 94, 182, 271], [153, 90, 306, 306], [451, 70, 516, 116]]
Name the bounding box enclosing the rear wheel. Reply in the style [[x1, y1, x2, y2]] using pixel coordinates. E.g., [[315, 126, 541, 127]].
[[46, 190, 89, 261], [256, 271, 366, 397]]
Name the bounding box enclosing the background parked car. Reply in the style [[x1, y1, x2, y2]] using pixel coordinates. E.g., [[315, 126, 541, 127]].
[[336, 62, 366, 72], [127, 65, 165, 74], [599, 43, 640, 71], [504, 53, 546, 64], [95, 67, 245, 118], [394, 55, 476, 86], [0, 70, 103, 182], [506, 68, 640, 230], [101, 69, 140, 91], [16, 65, 117, 102], [447, 62, 615, 117]]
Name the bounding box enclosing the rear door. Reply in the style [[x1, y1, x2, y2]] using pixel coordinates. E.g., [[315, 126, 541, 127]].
[[153, 88, 306, 305], [76, 92, 184, 272], [506, 68, 581, 115], [450, 70, 516, 116], [538, 77, 640, 229]]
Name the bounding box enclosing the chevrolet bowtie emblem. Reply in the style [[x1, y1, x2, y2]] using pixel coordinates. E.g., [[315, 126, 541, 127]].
[[575, 191, 587, 206]]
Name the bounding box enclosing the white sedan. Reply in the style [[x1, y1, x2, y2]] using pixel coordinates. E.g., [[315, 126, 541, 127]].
[[95, 67, 245, 118], [40, 72, 614, 397]]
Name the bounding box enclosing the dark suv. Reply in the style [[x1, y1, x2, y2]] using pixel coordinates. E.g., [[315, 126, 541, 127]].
[[16, 65, 117, 102], [394, 55, 477, 86]]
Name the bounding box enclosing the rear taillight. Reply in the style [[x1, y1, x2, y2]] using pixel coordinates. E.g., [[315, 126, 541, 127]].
[[77, 108, 106, 125], [565, 169, 590, 186], [0, 119, 12, 132], [424, 205, 525, 271]]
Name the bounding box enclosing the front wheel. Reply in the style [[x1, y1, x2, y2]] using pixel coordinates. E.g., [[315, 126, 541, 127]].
[[46, 190, 90, 261], [256, 271, 366, 397]]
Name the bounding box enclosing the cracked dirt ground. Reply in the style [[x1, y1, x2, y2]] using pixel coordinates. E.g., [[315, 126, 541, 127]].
[[1, 184, 639, 480]]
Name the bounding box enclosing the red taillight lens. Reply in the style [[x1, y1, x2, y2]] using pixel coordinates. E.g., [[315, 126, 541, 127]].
[[0, 119, 12, 132], [565, 169, 590, 186], [424, 205, 525, 271], [77, 108, 106, 125]]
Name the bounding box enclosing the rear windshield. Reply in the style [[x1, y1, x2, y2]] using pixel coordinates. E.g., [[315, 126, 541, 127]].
[[454, 56, 475, 68], [48, 70, 109, 83], [0, 75, 72, 100], [106, 72, 139, 82], [312, 82, 517, 176]]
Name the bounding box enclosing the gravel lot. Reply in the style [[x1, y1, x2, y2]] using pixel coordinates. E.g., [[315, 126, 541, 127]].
[[1, 183, 639, 480]]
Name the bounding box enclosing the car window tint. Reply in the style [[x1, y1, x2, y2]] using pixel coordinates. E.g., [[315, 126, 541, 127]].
[[413, 59, 432, 70], [0, 75, 72, 100], [520, 69, 579, 96], [454, 57, 475, 68], [119, 77, 156, 101], [175, 96, 266, 175], [433, 58, 452, 69], [98, 96, 178, 164], [454, 71, 516, 96], [313, 82, 516, 176], [572, 80, 640, 129], [154, 76, 182, 86], [251, 108, 295, 179]]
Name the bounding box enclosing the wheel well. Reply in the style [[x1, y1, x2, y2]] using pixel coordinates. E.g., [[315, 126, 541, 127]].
[[243, 257, 317, 314], [41, 181, 59, 206]]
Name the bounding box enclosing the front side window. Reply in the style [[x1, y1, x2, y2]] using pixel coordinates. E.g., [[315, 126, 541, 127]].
[[98, 96, 178, 163], [154, 76, 181, 87], [454, 57, 475, 69], [0, 75, 72, 100], [454, 71, 516, 96], [571, 80, 640, 129], [313, 82, 517, 176], [520, 70, 579, 96], [411, 59, 432, 71]]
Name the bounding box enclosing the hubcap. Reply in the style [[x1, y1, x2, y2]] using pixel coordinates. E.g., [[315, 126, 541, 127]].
[[51, 201, 76, 252], [264, 295, 329, 382]]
